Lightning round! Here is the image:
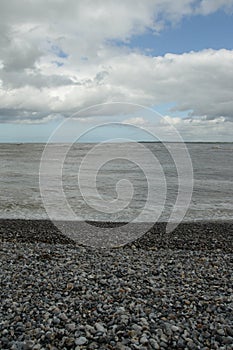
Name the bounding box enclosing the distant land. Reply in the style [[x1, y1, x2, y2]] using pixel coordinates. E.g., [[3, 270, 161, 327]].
[[0, 141, 232, 144]]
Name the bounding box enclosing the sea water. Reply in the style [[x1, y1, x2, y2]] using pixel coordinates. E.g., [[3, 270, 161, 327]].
[[0, 143, 232, 222]]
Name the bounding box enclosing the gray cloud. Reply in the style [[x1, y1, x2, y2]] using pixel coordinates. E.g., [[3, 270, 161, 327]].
[[0, 70, 76, 89], [0, 0, 233, 125]]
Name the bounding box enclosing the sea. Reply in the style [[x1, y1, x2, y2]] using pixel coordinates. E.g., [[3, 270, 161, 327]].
[[0, 142, 232, 223]]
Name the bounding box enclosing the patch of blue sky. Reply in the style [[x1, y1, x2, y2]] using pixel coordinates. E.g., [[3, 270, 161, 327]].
[[50, 43, 69, 58], [0, 120, 61, 143], [152, 103, 194, 119], [120, 11, 233, 56], [77, 123, 155, 143]]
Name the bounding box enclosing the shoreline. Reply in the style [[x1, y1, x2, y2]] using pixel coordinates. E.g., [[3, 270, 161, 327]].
[[0, 219, 232, 251]]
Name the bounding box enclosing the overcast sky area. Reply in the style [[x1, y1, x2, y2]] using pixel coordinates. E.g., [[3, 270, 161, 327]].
[[0, 0, 233, 142]]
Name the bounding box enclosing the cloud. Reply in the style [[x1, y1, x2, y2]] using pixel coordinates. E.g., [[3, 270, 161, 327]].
[[0, 0, 233, 126], [1, 48, 233, 123], [197, 0, 233, 15], [121, 114, 233, 142], [123, 117, 147, 126]]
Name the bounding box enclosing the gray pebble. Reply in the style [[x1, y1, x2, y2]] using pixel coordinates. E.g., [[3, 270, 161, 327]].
[[140, 336, 148, 344], [95, 322, 106, 333], [171, 325, 180, 332], [75, 336, 88, 345], [217, 329, 225, 336], [1, 239, 232, 350], [149, 338, 160, 349]]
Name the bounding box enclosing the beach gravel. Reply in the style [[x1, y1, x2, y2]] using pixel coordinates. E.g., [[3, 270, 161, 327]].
[[0, 220, 233, 349]]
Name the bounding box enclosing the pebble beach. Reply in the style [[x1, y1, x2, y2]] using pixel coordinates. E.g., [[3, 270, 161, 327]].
[[1, 220, 233, 349]]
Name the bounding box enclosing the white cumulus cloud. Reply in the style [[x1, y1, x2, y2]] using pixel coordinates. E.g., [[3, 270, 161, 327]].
[[0, 0, 233, 131]]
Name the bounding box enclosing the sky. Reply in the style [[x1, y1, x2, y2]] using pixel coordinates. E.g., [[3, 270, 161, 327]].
[[0, 0, 233, 142]]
